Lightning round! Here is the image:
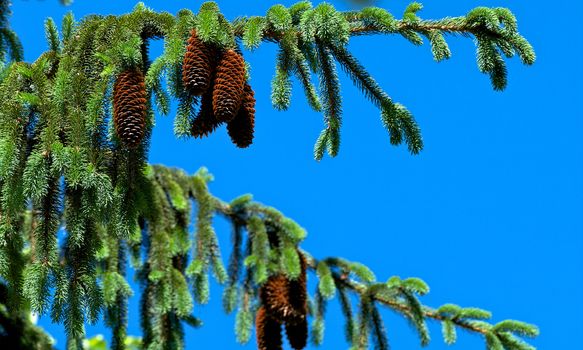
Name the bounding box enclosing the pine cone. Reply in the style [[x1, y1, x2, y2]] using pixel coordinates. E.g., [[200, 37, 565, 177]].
[[260, 274, 293, 322], [256, 306, 283, 350], [287, 252, 308, 322], [182, 30, 215, 95], [227, 83, 255, 148], [191, 88, 222, 138], [283, 252, 308, 349], [285, 318, 308, 350], [260, 252, 308, 323], [113, 69, 147, 148], [213, 49, 246, 122]]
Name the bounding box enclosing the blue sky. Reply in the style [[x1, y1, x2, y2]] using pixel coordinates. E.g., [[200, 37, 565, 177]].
[[9, 0, 583, 349]]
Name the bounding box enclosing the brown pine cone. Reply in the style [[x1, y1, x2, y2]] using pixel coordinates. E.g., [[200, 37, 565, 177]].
[[256, 306, 283, 350], [284, 318, 308, 350], [182, 29, 215, 95], [260, 251, 308, 324], [113, 69, 147, 148], [191, 88, 222, 138], [287, 252, 308, 323], [260, 274, 293, 322], [283, 252, 308, 349], [227, 83, 255, 148], [213, 49, 246, 122]]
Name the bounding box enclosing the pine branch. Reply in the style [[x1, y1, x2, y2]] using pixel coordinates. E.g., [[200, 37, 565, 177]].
[[233, 11, 531, 53], [337, 273, 488, 335], [203, 184, 538, 349], [1, 2, 535, 161]]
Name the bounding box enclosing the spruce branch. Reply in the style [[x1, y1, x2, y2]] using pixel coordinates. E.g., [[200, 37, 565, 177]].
[[1, 2, 533, 160], [198, 175, 538, 349], [231, 5, 534, 63], [233, 3, 534, 157]]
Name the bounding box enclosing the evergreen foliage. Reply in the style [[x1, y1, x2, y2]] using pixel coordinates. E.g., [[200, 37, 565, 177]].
[[0, 0, 23, 70], [0, 1, 538, 350], [0, 282, 54, 349]]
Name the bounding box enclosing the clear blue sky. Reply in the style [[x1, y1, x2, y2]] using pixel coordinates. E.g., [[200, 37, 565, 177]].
[[9, 0, 583, 349]]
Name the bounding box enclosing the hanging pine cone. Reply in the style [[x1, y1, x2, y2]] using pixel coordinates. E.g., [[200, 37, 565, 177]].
[[227, 83, 255, 148], [256, 306, 283, 350], [260, 252, 308, 322], [113, 69, 147, 148], [284, 252, 308, 349], [182, 29, 215, 95], [287, 252, 308, 322], [191, 88, 222, 138], [285, 319, 308, 350], [213, 49, 246, 122], [259, 274, 294, 322]]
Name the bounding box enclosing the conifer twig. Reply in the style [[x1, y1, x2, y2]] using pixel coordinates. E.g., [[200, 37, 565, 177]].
[[333, 272, 489, 335], [355, 18, 502, 37]]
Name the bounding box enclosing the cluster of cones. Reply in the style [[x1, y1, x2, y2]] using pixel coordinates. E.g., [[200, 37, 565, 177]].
[[256, 252, 309, 350], [111, 29, 255, 149], [182, 29, 255, 148]]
